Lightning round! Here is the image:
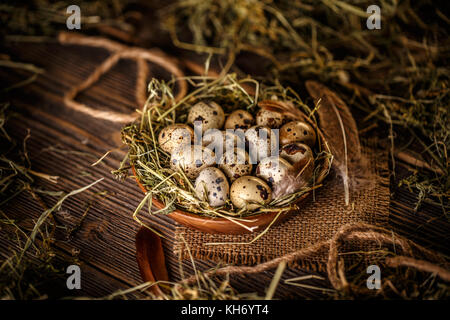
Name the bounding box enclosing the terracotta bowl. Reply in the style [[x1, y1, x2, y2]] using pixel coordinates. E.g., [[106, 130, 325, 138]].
[[132, 112, 330, 235]]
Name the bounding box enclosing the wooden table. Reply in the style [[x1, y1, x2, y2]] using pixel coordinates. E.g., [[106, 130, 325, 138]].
[[1, 40, 448, 299]]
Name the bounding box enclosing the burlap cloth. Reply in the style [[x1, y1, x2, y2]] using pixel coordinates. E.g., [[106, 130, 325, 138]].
[[174, 137, 390, 272]]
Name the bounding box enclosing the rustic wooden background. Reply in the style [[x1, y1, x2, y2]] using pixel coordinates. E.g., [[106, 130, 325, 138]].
[[1, 38, 448, 299]]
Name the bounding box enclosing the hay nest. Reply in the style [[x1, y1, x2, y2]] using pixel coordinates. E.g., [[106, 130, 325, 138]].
[[116, 74, 332, 221]]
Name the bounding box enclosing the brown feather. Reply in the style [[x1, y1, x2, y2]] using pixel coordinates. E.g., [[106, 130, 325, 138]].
[[273, 157, 314, 199], [305, 81, 364, 205]]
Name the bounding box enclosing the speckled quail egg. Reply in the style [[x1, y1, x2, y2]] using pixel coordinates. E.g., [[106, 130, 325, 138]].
[[158, 123, 194, 154], [230, 176, 272, 210], [187, 101, 225, 133], [202, 130, 245, 154], [280, 142, 313, 165], [245, 125, 276, 162], [256, 156, 293, 188], [170, 145, 216, 179], [279, 121, 316, 147], [256, 107, 285, 128], [224, 109, 254, 130], [194, 167, 229, 207], [219, 148, 253, 182]]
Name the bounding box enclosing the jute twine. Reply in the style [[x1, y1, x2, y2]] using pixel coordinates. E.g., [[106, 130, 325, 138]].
[[57, 32, 187, 123], [181, 222, 450, 291]]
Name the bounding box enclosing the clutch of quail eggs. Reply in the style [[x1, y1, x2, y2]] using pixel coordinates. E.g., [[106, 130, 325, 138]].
[[158, 100, 316, 211]]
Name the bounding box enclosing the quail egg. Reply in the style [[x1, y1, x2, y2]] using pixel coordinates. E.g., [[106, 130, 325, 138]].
[[202, 130, 245, 154], [279, 121, 316, 147], [219, 148, 253, 182], [280, 142, 313, 165], [170, 145, 216, 179], [230, 176, 272, 210], [224, 109, 254, 130], [194, 167, 229, 207], [245, 125, 276, 162], [256, 107, 285, 128], [158, 123, 194, 154], [187, 101, 225, 133], [256, 156, 293, 188]]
